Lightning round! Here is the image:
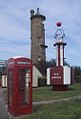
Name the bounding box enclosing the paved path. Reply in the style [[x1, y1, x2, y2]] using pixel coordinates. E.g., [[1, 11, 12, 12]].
[[33, 95, 81, 105], [0, 87, 9, 119]]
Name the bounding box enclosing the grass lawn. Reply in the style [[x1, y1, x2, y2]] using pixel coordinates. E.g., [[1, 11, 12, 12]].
[[2, 83, 81, 103], [33, 83, 81, 101], [15, 99, 81, 119], [2, 83, 81, 119]]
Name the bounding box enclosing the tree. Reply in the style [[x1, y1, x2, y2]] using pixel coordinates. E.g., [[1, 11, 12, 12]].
[[73, 66, 81, 82], [46, 59, 56, 68], [46, 59, 69, 68]]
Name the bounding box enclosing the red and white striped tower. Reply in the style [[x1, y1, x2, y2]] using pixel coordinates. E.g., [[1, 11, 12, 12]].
[[47, 22, 74, 91], [54, 22, 67, 66]]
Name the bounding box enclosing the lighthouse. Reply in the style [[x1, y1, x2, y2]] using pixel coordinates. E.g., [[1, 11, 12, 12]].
[[54, 22, 66, 66], [47, 22, 73, 91]]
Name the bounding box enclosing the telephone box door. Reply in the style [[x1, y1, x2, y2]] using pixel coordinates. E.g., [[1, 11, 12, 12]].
[[18, 67, 31, 107]]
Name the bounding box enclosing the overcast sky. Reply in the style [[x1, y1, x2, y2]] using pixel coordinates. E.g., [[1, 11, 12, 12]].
[[0, 0, 81, 66]]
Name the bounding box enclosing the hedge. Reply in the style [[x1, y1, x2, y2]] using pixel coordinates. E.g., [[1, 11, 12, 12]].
[[38, 77, 47, 86]]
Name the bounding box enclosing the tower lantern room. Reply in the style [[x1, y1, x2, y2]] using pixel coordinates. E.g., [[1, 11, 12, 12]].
[[54, 22, 67, 66]]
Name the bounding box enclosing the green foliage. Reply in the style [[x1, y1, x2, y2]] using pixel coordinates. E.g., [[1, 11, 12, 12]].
[[73, 66, 81, 82], [0, 75, 2, 79], [38, 77, 47, 87], [64, 61, 70, 66], [46, 59, 56, 68], [45, 59, 70, 68]]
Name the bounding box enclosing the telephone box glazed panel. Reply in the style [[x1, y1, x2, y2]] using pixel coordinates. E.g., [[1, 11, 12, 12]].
[[50, 67, 63, 85], [7, 57, 32, 116]]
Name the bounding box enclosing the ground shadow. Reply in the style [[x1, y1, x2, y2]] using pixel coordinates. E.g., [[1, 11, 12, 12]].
[[68, 87, 75, 91]]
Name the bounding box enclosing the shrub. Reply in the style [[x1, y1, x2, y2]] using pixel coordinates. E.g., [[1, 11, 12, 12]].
[[38, 77, 47, 86]]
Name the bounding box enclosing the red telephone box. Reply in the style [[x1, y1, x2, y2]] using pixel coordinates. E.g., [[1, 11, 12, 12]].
[[7, 57, 32, 116]]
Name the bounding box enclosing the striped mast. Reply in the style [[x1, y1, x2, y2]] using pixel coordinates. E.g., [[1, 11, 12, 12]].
[[54, 22, 67, 66]]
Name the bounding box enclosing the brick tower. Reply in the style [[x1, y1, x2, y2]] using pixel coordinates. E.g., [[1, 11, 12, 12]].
[[30, 8, 47, 75]]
